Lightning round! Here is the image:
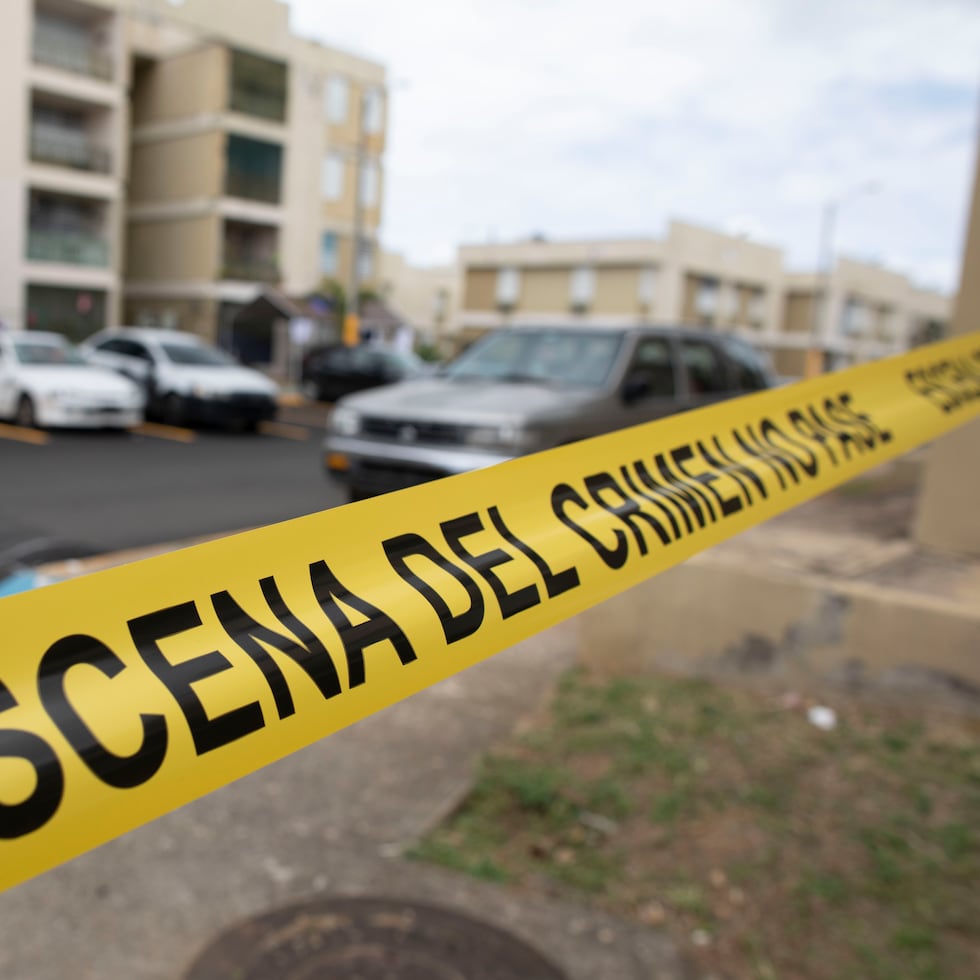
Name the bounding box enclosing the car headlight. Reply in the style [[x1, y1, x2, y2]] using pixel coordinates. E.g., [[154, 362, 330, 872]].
[[463, 423, 534, 450], [330, 406, 361, 436], [43, 390, 77, 405]]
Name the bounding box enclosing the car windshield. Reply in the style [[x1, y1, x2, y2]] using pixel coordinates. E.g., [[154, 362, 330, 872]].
[[160, 342, 236, 366], [13, 337, 87, 366], [445, 329, 625, 387]]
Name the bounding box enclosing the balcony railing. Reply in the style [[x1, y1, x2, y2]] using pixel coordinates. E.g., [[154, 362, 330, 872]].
[[27, 229, 109, 267], [30, 129, 111, 174], [224, 171, 281, 204], [32, 26, 113, 81], [229, 89, 286, 123], [221, 257, 280, 283]]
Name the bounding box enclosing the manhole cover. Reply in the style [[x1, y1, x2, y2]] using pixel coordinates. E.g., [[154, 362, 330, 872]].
[[184, 896, 568, 980]]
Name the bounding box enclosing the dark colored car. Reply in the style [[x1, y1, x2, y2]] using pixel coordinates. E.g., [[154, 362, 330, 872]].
[[324, 324, 775, 500], [302, 344, 429, 403]]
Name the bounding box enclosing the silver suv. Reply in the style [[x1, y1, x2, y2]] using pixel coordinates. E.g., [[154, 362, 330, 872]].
[[323, 325, 774, 500]]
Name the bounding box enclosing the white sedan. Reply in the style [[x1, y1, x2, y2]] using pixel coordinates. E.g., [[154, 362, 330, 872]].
[[0, 331, 144, 429]]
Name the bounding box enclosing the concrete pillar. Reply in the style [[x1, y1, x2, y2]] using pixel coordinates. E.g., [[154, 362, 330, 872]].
[[914, 136, 980, 557]]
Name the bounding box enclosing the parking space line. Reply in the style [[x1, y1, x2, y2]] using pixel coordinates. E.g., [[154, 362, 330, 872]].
[[258, 421, 312, 441], [0, 423, 49, 446], [132, 422, 197, 444]]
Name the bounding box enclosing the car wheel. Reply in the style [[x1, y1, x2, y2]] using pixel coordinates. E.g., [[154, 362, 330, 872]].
[[15, 395, 37, 429], [162, 393, 186, 427]]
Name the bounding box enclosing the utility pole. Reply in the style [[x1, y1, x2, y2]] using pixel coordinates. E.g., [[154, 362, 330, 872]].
[[344, 90, 367, 347]]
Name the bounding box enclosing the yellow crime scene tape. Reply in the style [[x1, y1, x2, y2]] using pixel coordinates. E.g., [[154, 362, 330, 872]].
[[1, 333, 978, 891]]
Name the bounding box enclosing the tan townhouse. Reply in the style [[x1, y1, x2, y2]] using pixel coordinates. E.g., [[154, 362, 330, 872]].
[[455, 222, 950, 374], [1, 0, 387, 365]]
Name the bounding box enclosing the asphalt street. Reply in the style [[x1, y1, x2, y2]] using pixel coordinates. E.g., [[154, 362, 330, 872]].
[[0, 404, 343, 559]]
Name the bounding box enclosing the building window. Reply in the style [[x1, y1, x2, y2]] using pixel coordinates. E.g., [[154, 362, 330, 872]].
[[320, 232, 338, 276], [637, 266, 657, 308], [225, 134, 283, 203], [325, 76, 349, 124], [695, 277, 719, 317], [229, 49, 287, 122], [570, 266, 595, 310], [362, 87, 383, 134], [359, 160, 379, 207], [25, 284, 106, 341], [495, 267, 520, 308], [321, 153, 344, 200], [840, 297, 868, 336]]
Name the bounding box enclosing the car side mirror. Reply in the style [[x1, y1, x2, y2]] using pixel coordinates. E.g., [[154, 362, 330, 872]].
[[621, 370, 652, 405]]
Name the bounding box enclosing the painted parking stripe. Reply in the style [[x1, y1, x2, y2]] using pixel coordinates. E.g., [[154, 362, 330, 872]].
[[0, 423, 49, 446], [131, 422, 197, 444], [258, 421, 312, 441]]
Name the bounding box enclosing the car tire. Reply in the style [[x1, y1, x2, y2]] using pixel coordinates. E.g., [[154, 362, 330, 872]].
[[162, 393, 186, 427], [15, 394, 37, 429]]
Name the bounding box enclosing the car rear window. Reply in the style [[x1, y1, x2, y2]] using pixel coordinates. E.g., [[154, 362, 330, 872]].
[[160, 343, 235, 366]]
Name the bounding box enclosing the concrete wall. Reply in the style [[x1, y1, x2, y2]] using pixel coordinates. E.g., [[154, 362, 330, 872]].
[[378, 251, 456, 339], [915, 139, 980, 557], [122, 294, 217, 338], [128, 0, 291, 62], [126, 216, 218, 280], [578, 554, 980, 709], [129, 132, 223, 202], [131, 45, 227, 126]]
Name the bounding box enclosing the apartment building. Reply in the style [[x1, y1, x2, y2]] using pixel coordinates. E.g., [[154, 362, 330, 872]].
[[778, 259, 949, 377], [456, 222, 950, 373], [1, 0, 386, 363]]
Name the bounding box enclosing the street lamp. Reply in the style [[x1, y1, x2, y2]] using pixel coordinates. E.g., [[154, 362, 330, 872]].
[[806, 179, 880, 375]]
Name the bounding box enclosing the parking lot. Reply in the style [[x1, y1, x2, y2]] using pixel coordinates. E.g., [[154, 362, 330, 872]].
[[0, 402, 342, 557]]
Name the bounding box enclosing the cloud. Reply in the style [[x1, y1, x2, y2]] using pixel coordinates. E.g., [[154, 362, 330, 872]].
[[289, 0, 980, 290]]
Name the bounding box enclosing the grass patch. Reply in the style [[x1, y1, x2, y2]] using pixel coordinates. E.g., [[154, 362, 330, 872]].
[[413, 668, 980, 980]]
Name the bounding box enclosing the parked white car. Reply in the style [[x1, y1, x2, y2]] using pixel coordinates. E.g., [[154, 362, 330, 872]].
[[0, 330, 144, 429], [81, 327, 280, 430]]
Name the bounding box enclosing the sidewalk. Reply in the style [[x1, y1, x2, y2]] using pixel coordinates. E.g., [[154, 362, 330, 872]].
[[0, 577, 700, 979]]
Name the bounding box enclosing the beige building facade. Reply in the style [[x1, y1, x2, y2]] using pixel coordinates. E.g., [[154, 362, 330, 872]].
[[456, 222, 950, 373], [378, 250, 456, 351], [1, 0, 387, 360]]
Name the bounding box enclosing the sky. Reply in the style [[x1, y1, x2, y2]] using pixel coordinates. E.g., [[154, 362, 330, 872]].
[[289, 0, 980, 293]]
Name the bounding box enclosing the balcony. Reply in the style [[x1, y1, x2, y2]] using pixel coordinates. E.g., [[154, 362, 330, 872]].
[[222, 218, 278, 283], [228, 49, 287, 123], [224, 171, 281, 205], [228, 90, 286, 123], [30, 128, 111, 173], [224, 134, 283, 204], [27, 229, 109, 267], [32, 21, 113, 81]]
